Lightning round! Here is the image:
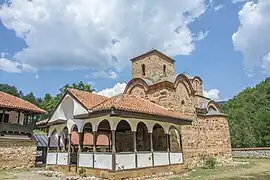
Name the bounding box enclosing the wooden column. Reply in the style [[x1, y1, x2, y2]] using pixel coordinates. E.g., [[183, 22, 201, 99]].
[[25, 115, 29, 126], [77, 132, 83, 172], [166, 134, 171, 165], [149, 132, 154, 166], [46, 136, 51, 164], [111, 130, 116, 171], [57, 135, 61, 152], [78, 132, 83, 152], [17, 112, 21, 124], [1, 109, 5, 125], [31, 114, 35, 129], [68, 134, 72, 172], [133, 131, 138, 168], [93, 131, 97, 168]]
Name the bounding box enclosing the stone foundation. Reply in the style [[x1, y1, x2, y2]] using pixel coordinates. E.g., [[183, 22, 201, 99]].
[[0, 137, 37, 169], [47, 164, 186, 180]]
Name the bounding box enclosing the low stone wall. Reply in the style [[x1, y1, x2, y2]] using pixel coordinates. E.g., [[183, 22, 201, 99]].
[[232, 147, 270, 158], [0, 138, 37, 169]]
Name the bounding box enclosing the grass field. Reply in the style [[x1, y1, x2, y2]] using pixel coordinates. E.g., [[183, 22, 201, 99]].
[[171, 158, 270, 180], [0, 159, 270, 179], [0, 170, 16, 179]]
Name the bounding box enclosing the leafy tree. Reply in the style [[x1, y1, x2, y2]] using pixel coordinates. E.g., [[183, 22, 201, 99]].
[[23, 92, 39, 106], [59, 81, 94, 96], [221, 77, 270, 147], [0, 84, 20, 97]]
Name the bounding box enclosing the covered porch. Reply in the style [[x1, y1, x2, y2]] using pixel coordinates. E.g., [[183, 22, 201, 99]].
[[46, 114, 189, 171]]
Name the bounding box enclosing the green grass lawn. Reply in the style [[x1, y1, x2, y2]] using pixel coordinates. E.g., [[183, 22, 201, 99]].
[[171, 159, 270, 180], [0, 170, 17, 179]]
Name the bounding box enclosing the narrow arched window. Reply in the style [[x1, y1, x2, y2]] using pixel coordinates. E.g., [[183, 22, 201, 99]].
[[163, 65, 166, 75], [141, 64, 145, 76]]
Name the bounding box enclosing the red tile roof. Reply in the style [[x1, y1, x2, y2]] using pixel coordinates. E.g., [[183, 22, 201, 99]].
[[67, 88, 108, 109], [91, 94, 192, 120], [0, 91, 46, 114]]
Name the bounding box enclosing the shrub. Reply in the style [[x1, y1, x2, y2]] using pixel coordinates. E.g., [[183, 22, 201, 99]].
[[203, 157, 217, 169], [78, 167, 86, 177]]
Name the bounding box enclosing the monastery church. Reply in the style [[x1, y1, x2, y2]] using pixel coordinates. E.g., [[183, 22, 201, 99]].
[[45, 49, 232, 178]]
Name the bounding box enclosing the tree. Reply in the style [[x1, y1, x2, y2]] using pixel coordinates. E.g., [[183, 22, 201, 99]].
[[0, 84, 20, 97], [59, 81, 94, 96], [23, 92, 39, 106], [221, 77, 270, 147]]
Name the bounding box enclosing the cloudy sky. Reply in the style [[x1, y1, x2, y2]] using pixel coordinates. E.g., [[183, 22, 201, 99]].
[[0, 0, 269, 101]]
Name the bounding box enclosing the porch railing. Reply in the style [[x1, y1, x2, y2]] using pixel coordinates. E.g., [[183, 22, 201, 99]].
[[0, 123, 33, 134]]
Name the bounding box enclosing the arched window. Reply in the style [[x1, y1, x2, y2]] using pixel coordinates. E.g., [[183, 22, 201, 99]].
[[141, 64, 145, 76], [163, 65, 166, 75]]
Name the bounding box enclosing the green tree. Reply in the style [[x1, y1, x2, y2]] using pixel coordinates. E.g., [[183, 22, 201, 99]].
[[59, 81, 94, 96], [0, 84, 20, 97], [221, 77, 270, 147]]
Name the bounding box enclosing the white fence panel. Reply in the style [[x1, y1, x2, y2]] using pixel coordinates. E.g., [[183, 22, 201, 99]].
[[137, 152, 152, 168], [94, 153, 112, 170], [170, 152, 183, 164], [47, 153, 57, 165], [116, 153, 136, 170], [154, 152, 169, 166], [57, 153, 68, 165], [78, 153, 93, 168]]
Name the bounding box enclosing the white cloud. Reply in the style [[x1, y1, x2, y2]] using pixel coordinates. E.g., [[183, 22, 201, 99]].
[[232, 0, 270, 74], [232, 0, 249, 4], [0, 0, 207, 72], [203, 89, 220, 101], [262, 53, 270, 73], [91, 70, 118, 79], [196, 31, 210, 41], [95, 82, 126, 97], [35, 74, 39, 79], [0, 57, 35, 73], [214, 4, 225, 11]]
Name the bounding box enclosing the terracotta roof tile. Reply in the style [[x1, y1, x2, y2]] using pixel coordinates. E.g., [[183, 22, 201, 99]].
[[67, 88, 108, 109], [0, 91, 46, 114], [91, 94, 192, 120]]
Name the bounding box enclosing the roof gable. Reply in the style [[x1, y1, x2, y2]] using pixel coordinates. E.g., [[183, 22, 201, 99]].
[[67, 88, 108, 109], [130, 49, 175, 63]]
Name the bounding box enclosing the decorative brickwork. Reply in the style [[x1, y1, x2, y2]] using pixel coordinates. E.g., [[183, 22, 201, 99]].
[[0, 138, 37, 169]]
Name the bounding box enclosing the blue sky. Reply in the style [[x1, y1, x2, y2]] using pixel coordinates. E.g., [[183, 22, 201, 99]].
[[0, 0, 269, 100]]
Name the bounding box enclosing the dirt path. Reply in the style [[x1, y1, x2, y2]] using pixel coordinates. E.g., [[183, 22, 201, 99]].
[[9, 170, 63, 180]]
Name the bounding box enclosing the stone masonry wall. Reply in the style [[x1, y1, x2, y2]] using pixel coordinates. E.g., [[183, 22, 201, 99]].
[[0, 138, 37, 169], [232, 147, 270, 158], [132, 54, 175, 83], [181, 116, 232, 168]]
